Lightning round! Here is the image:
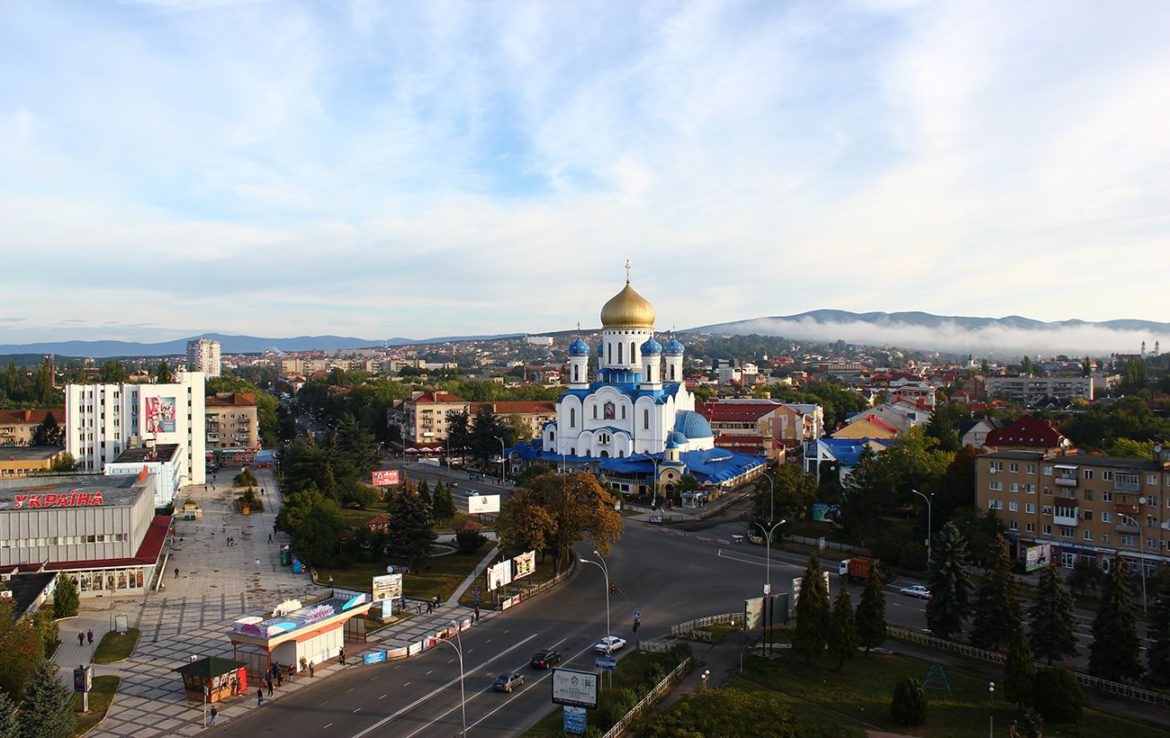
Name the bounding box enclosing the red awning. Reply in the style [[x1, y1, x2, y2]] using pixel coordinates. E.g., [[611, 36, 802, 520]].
[[46, 514, 172, 571]]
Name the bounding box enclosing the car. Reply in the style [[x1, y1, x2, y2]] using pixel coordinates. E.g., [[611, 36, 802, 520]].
[[530, 649, 562, 669], [492, 671, 525, 693], [593, 635, 627, 655], [899, 584, 931, 599]]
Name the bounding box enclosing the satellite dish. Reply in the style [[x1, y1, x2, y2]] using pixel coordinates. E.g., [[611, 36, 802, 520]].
[[1155, 444, 1164, 454], [1139, 497, 1148, 505], [386, 565, 396, 574]]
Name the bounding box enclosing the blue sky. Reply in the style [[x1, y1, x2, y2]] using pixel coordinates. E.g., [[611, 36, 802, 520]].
[[1, 0, 1168, 343]]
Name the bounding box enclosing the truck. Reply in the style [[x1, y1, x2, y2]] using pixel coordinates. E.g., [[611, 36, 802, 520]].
[[838, 557, 879, 583]]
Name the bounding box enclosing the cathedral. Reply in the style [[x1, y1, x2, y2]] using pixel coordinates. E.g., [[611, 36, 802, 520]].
[[511, 268, 765, 499]]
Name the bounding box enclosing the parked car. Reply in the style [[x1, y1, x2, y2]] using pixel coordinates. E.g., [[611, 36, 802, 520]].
[[898, 584, 931, 599], [593, 635, 627, 655], [530, 649, 562, 669], [492, 671, 525, 693]]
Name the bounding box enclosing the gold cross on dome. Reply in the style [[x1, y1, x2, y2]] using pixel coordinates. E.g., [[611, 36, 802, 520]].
[[625, 260, 631, 283]]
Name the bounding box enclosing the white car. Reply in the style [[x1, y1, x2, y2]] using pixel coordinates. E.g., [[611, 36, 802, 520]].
[[593, 635, 627, 654], [899, 584, 931, 600]]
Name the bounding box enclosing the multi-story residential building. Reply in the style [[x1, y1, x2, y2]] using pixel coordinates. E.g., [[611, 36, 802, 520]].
[[468, 401, 557, 440], [699, 399, 824, 460], [65, 371, 205, 486], [984, 415, 1069, 451], [205, 393, 260, 460], [186, 338, 222, 377], [976, 448, 1170, 575], [0, 408, 65, 446], [0, 447, 66, 478], [388, 391, 467, 447], [984, 376, 1095, 405]]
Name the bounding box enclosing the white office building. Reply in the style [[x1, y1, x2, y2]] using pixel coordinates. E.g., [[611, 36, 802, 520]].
[[187, 338, 222, 377], [65, 371, 206, 488]]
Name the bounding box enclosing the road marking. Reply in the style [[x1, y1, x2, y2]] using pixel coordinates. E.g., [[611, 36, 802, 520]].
[[379, 694, 387, 700], [346, 687, 354, 692], [425, 670, 433, 675], [323, 723, 333, 730], [403, 681, 411, 687], [352, 708, 361, 713], [447, 659, 455, 664], [717, 549, 768, 566], [349, 633, 540, 738]]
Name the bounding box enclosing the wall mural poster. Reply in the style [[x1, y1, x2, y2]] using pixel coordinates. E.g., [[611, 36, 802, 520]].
[[144, 396, 177, 434]]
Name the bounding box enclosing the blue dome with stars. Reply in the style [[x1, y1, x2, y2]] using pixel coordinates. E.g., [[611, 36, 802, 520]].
[[674, 410, 712, 439], [664, 338, 685, 355], [568, 338, 591, 356], [640, 337, 663, 355]]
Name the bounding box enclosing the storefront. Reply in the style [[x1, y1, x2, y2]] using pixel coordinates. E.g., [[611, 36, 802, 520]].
[[0, 470, 171, 596], [175, 656, 249, 703], [229, 592, 372, 678]]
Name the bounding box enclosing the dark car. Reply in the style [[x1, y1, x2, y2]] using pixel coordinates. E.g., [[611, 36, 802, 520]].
[[492, 671, 525, 693], [530, 649, 562, 669]]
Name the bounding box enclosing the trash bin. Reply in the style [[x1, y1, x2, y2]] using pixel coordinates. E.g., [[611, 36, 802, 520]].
[[279, 545, 292, 567], [292, 558, 302, 574]]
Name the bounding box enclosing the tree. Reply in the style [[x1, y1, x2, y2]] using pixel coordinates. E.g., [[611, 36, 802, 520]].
[[924, 521, 972, 640], [469, 406, 509, 469], [48, 453, 75, 473], [855, 566, 887, 655], [502, 472, 622, 575], [17, 661, 75, 738], [504, 413, 533, 443], [1003, 627, 1035, 710], [969, 536, 1022, 651], [496, 487, 557, 557], [1148, 574, 1170, 685], [0, 601, 44, 700], [431, 483, 456, 521], [453, 521, 488, 554], [417, 479, 433, 509], [31, 413, 63, 447], [792, 553, 830, 663], [446, 410, 471, 464], [1028, 564, 1078, 664], [275, 486, 345, 567], [97, 360, 126, 383], [1032, 668, 1083, 724], [751, 464, 816, 526], [30, 610, 57, 665], [52, 575, 79, 619], [156, 360, 174, 384], [889, 677, 927, 726], [1089, 556, 1143, 682], [636, 688, 799, 738], [827, 587, 859, 669], [385, 483, 437, 567], [0, 690, 19, 738], [1069, 557, 1104, 597]]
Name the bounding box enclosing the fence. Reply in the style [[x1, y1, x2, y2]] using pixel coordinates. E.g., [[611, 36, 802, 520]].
[[600, 656, 693, 738], [638, 639, 674, 654], [886, 625, 1170, 707], [669, 612, 741, 637], [785, 534, 871, 556]]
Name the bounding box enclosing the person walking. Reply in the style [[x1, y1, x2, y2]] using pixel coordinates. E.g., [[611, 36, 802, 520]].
[[77, 632, 85, 647], [86, 629, 94, 646], [255, 558, 261, 567], [426, 599, 433, 614], [308, 661, 314, 678], [339, 647, 346, 665], [175, 567, 179, 578], [266, 677, 273, 697], [276, 668, 283, 687], [268, 533, 272, 543], [257, 688, 264, 707], [287, 663, 294, 682], [209, 706, 218, 726]]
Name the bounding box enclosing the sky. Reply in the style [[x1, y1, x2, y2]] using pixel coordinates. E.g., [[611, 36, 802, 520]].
[[1, 0, 1168, 345]]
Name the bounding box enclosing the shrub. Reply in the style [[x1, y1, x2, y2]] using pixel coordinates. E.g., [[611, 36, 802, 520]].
[[1032, 668, 1083, 723], [455, 529, 488, 554], [53, 575, 79, 618], [889, 677, 927, 726], [234, 469, 258, 488], [342, 485, 381, 509], [871, 535, 904, 567], [899, 541, 928, 572]]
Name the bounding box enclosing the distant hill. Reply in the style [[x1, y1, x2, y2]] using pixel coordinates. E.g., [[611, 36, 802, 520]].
[[687, 310, 1170, 356], [0, 332, 524, 359]]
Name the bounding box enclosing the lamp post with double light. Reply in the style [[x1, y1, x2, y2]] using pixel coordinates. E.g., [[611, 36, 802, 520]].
[[494, 435, 507, 484], [580, 552, 613, 686], [432, 623, 467, 737], [752, 518, 787, 655], [633, 453, 660, 509], [911, 489, 934, 560]]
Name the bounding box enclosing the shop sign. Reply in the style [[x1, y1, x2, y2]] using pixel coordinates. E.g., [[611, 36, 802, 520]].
[[14, 490, 105, 509]]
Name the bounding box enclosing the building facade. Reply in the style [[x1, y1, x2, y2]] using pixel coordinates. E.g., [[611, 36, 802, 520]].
[[984, 376, 1094, 405], [468, 401, 557, 440], [389, 391, 467, 447], [0, 409, 65, 447], [0, 447, 66, 478], [187, 338, 222, 377], [975, 448, 1170, 575], [205, 393, 260, 457], [65, 371, 206, 486], [104, 443, 183, 508]]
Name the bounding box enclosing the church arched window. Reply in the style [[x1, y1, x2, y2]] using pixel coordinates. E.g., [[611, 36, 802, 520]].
[[630, 342, 635, 362], [643, 409, 650, 430], [592, 405, 598, 419], [621, 405, 626, 420], [617, 342, 623, 364], [570, 408, 576, 427], [573, 365, 578, 382], [670, 364, 676, 380], [550, 430, 555, 441]]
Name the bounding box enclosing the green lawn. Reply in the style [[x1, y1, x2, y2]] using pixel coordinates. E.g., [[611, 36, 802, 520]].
[[722, 650, 1166, 738], [317, 548, 490, 602], [92, 629, 139, 664], [457, 554, 560, 608], [73, 675, 119, 736]]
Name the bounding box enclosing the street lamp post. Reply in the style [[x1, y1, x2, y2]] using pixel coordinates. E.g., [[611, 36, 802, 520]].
[[760, 472, 775, 522], [580, 552, 612, 687], [432, 625, 468, 737], [1115, 513, 1149, 614], [988, 681, 995, 738], [494, 436, 507, 485], [911, 489, 934, 560], [752, 518, 786, 656], [634, 453, 659, 509]]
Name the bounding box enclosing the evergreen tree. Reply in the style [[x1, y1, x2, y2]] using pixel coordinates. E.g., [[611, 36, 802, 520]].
[[17, 661, 75, 738], [969, 536, 1022, 651], [432, 484, 456, 521], [156, 360, 174, 384], [385, 486, 437, 567], [418, 479, 433, 509], [827, 587, 859, 669], [855, 566, 887, 655], [1028, 563, 1078, 664], [1089, 556, 1143, 682], [31, 413, 63, 447], [792, 554, 830, 663], [0, 690, 18, 738], [1148, 574, 1170, 685], [925, 521, 972, 640], [1003, 626, 1035, 710], [52, 575, 79, 619]]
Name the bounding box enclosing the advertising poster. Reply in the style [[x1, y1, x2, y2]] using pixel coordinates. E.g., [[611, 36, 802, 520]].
[[487, 560, 513, 591], [1025, 543, 1052, 572], [372, 574, 403, 602], [143, 396, 176, 434], [551, 669, 598, 709], [467, 494, 501, 514], [512, 550, 536, 580], [371, 470, 400, 487], [563, 705, 587, 735], [810, 503, 839, 523]]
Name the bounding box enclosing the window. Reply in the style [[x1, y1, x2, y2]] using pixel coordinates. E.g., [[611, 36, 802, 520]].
[[1043, 465, 1053, 476], [1043, 486, 1052, 496], [1008, 501, 1019, 512], [1010, 482, 1020, 493], [569, 408, 576, 427], [988, 499, 1004, 510], [1101, 532, 1110, 543], [1041, 505, 1053, 516], [617, 343, 623, 364], [1060, 552, 1075, 569], [643, 409, 650, 430], [1025, 522, 1035, 532], [989, 480, 1003, 491], [1026, 503, 1035, 514], [1055, 504, 1076, 518], [1148, 496, 1160, 507], [1060, 527, 1075, 538], [1102, 511, 1112, 523], [1026, 464, 1035, 474], [1009, 520, 1019, 531], [1083, 530, 1093, 541], [1120, 534, 1137, 546], [1149, 475, 1159, 486], [1026, 484, 1035, 495], [592, 406, 598, 419], [1083, 489, 1094, 501], [630, 342, 635, 361], [1009, 462, 1019, 473], [1083, 469, 1093, 480], [1102, 491, 1113, 502], [1148, 539, 1159, 550], [621, 406, 626, 420], [1103, 471, 1113, 481], [1083, 510, 1093, 521]]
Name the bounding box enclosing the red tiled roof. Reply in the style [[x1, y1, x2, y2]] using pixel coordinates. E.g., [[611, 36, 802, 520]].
[[699, 400, 783, 422], [0, 408, 65, 425], [414, 391, 465, 404], [205, 393, 257, 407], [985, 416, 1066, 449], [44, 514, 172, 572], [468, 401, 556, 414]]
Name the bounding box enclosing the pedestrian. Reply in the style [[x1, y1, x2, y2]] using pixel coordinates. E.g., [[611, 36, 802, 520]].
[[209, 706, 218, 725], [287, 663, 294, 682], [473, 606, 479, 622], [268, 533, 272, 543], [78, 632, 85, 647], [433, 595, 440, 610], [426, 600, 432, 614], [309, 661, 314, 678], [300, 656, 307, 673], [276, 669, 282, 687], [266, 678, 273, 696], [257, 688, 264, 707], [339, 647, 346, 665], [256, 558, 261, 567], [87, 629, 94, 645], [175, 567, 179, 578]]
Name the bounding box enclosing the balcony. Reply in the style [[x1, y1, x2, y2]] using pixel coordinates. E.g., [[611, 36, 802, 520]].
[[1116, 522, 1140, 534], [1114, 477, 1141, 493], [1115, 503, 1139, 515], [1053, 514, 1079, 527], [1054, 475, 1078, 487], [207, 434, 220, 442]]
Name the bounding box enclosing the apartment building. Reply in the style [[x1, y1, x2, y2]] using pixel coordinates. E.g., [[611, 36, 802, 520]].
[[984, 376, 1094, 405], [389, 391, 467, 446], [65, 372, 205, 486], [0, 447, 66, 478], [0, 409, 65, 446], [699, 399, 824, 460], [205, 393, 260, 452], [186, 338, 222, 377], [468, 401, 557, 440], [975, 448, 1170, 575]]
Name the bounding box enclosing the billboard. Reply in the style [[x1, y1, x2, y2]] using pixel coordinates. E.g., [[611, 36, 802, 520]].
[[810, 503, 839, 523], [371, 470, 401, 487], [372, 574, 403, 602], [487, 560, 513, 591], [1025, 543, 1052, 572], [467, 494, 501, 514], [744, 596, 765, 630], [551, 668, 598, 709], [512, 550, 536, 580], [143, 395, 176, 434]]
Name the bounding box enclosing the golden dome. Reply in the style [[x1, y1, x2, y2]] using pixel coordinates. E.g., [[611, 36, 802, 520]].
[[601, 280, 655, 329]]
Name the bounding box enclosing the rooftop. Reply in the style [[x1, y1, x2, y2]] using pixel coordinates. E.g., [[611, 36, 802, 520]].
[[0, 447, 62, 462], [112, 443, 180, 465], [0, 571, 57, 620], [205, 392, 257, 408], [0, 473, 149, 509]]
